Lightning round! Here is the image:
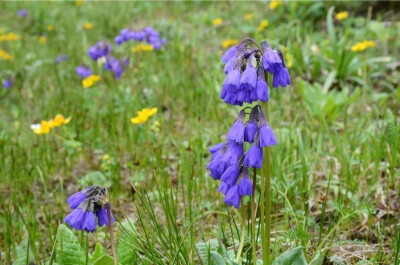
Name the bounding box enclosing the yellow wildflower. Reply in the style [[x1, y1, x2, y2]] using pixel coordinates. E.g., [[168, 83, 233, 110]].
[[257, 19, 269, 32], [39, 36, 47, 44], [0, 50, 13, 60], [75, 0, 84, 6], [212, 18, 223, 26], [51, 114, 71, 127], [269, 0, 282, 10], [130, 107, 158, 124], [0, 33, 20, 42], [47, 25, 55, 31], [131, 43, 154, 52], [244, 13, 254, 20], [32, 120, 51, 135], [350, 40, 376, 52], [222, 39, 239, 49], [336, 11, 348, 20], [83, 22, 93, 30], [82, 74, 101, 88], [102, 154, 110, 161]]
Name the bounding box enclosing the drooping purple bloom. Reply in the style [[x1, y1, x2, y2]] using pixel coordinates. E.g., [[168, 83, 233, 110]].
[[259, 124, 277, 147], [3, 79, 12, 89], [239, 176, 253, 196], [239, 55, 257, 91], [88, 41, 112, 61], [256, 66, 269, 101], [64, 208, 96, 232], [105, 56, 124, 79], [244, 144, 263, 168], [207, 141, 243, 180], [64, 186, 115, 232], [227, 110, 245, 143], [17, 9, 28, 17], [272, 65, 291, 88], [261, 41, 282, 74], [218, 181, 230, 195], [221, 69, 241, 99], [75, 65, 92, 78], [244, 122, 258, 143], [220, 165, 240, 185], [224, 185, 241, 208], [66, 191, 87, 209], [115, 35, 125, 45], [97, 207, 115, 227], [151, 38, 167, 50]]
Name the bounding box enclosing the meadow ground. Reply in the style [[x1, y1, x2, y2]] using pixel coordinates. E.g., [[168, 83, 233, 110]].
[[0, 1, 399, 265]]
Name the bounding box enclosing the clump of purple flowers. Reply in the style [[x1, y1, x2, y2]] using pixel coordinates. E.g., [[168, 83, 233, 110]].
[[88, 41, 112, 61], [221, 39, 291, 106], [75, 65, 92, 78], [104, 56, 124, 79], [3, 78, 12, 89], [17, 9, 28, 17], [64, 186, 115, 232], [55, 54, 67, 63], [114, 27, 167, 50], [207, 105, 277, 208]]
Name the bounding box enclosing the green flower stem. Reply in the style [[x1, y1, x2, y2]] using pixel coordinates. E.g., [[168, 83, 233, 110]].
[[261, 99, 271, 265], [106, 203, 118, 265], [252, 167, 257, 265], [235, 206, 247, 263]]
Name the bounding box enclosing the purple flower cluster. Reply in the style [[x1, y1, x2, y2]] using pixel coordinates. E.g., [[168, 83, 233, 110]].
[[88, 41, 112, 61], [207, 106, 277, 208], [75, 65, 92, 78], [3, 78, 12, 89], [221, 39, 291, 106], [55, 54, 67, 63], [104, 56, 124, 79], [64, 186, 115, 232], [114, 27, 167, 50], [17, 9, 28, 17]]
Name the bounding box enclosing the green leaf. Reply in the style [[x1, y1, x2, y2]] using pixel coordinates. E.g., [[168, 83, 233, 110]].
[[12, 239, 34, 265], [79, 171, 112, 188], [56, 224, 86, 265], [91, 243, 106, 263], [309, 252, 324, 265], [196, 239, 219, 264], [93, 255, 114, 265], [210, 251, 226, 265], [326, 7, 336, 51], [272, 247, 307, 265], [117, 222, 139, 265]]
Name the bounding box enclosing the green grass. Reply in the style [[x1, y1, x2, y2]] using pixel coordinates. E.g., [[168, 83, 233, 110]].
[[0, 1, 399, 264]]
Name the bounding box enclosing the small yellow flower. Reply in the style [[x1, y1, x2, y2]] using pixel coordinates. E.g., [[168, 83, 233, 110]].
[[336, 11, 348, 20], [39, 36, 47, 44], [131, 107, 158, 124], [257, 19, 269, 32], [52, 114, 71, 127], [0, 32, 20, 42], [222, 39, 239, 49], [350, 40, 376, 52], [102, 154, 110, 161], [244, 13, 254, 20], [47, 25, 55, 31], [75, 0, 84, 6], [269, 0, 282, 10], [131, 43, 154, 52], [83, 22, 93, 30], [32, 120, 51, 135], [82, 74, 101, 88], [212, 18, 223, 26], [0, 50, 13, 60]]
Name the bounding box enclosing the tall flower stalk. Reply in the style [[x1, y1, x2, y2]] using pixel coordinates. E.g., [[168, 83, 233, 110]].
[[207, 38, 290, 264]]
